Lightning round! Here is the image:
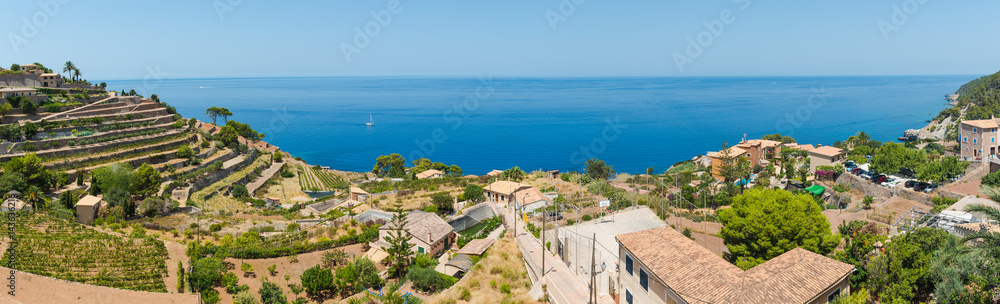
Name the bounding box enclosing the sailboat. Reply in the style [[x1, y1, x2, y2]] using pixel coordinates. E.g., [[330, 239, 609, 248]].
[[365, 114, 375, 126]]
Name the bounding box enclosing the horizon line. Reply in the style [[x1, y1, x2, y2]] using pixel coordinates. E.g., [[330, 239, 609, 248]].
[[94, 73, 986, 82]]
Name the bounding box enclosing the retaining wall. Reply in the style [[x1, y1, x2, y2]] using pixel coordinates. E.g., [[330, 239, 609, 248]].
[[0, 74, 41, 87], [834, 173, 934, 207]]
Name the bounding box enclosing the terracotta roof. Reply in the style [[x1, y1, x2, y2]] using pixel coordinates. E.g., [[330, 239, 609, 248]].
[[963, 119, 999, 129], [737, 139, 783, 149], [486, 170, 503, 177], [617, 227, 853, 304], [415, 169, 444, 179], [795, 144, 816, 151], [383, 210, 454, 244], [514, 187, 551, 205], [485, 181, 531, 195], [456, 239, 494, 255], [39, 73, 59, 76], [809, 146, 844, 157], [708, 146, 748, 159]]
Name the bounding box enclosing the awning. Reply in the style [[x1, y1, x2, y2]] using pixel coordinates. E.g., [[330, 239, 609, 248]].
[[805, 185, 825, 195]]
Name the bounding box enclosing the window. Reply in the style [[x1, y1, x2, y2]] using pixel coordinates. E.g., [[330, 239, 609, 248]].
[[974, 139, 978, 144], [827, 288, 841, 303], [964, 137, 968, 142], [625, 255, 633, 275], [625, 289, 634, 304], [974, 128, 978, 133], [993, 137, 995, 143], [639, 268, 649, 292], [418, 247, 424, 253]]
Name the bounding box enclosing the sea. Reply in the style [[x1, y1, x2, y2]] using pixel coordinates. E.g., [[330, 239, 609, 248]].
[[104, 75, 976, 175]]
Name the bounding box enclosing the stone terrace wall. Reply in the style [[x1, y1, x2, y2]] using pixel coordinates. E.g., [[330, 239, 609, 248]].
[[189, 150, 257, 194], [0, 74, 41, 87]]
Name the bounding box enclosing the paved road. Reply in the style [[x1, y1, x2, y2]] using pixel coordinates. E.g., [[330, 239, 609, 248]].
[[496, 203, 615, 304]]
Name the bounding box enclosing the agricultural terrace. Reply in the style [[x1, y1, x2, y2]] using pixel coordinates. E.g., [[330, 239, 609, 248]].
[[1, 212, 169, 292], [427, 231, 541, 304], [296, 163, 353, 192]]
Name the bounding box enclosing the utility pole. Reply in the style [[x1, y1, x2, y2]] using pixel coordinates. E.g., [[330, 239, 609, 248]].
[[591, 233, 597, 304], [542, 199, 547, 278]]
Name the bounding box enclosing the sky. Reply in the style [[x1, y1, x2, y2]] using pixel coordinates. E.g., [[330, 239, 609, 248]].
[[3, 0, 999, 79]]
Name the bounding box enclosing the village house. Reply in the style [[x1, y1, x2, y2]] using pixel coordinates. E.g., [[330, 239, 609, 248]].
[[735, 139, 783, 167], [76, 195, 102, 224], [375, 210, 456, 257], [617, 227, 854, 304], [707, 146, 748, 178], [0, 87, 37, 98], [18, 64, 42, 75], [415, 169, 444, 179], [958, 118, 999, 161], [349, 186, 369, 202], [808, 146, 846, 172], [39, 73, 62, 87], [484, 180, 532, 204], [483, 180, 553, 214]]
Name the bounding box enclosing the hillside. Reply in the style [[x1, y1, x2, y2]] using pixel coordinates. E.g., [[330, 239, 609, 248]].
[[951, 69, 1000, 120]]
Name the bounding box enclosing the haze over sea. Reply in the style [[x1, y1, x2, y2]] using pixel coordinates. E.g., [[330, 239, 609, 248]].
[[105, 76, 974, 175]]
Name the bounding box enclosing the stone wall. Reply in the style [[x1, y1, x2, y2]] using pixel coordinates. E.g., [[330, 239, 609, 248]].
[[0, 74, 41, 87], [188, 150, 257, 195]]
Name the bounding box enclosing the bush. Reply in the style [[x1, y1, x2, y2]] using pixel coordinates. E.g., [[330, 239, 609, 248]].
[[201, 289, 220, 304], [405, 267, 455, 292], [273, 152, 284, 162], [176, 146, 194, 159], [231, 185, 248, 198], [300, 266, 332, 296], [581, 214, 592, 221], [209, 223, 223, 232]]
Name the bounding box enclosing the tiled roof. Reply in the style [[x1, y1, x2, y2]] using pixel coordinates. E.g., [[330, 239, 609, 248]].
[[963, 119, 999, 129], [76, 195, 102, 207], [486, 170, 503, 177], [515, 187, 551, 205], [707, 146, 748, 159], [383, 210, 454, 244], [809, 146, 844, 157], [485, 181, 530, 195], [350, 186, 369, 195], [617, 227, 853, 304], [415, 169, 444, 179]]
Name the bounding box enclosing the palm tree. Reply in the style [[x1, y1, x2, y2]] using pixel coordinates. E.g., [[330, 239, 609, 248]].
[[963, 204, 1000, 256], [63, 61, 76, 81], [73, 69, 81, 82], [855, 131, 871, 147]]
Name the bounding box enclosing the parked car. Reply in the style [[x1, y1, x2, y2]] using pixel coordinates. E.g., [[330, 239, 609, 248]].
[[851, 168, 865, 175], [923, 184, 939, 193], [898, 168, 916, 178], [904, 180, 916, 188], [547, 212, 563, 220], [872, 175, 888, 184], [844, 161, 856, 168], [914, 182, 931, 192], [860, 171, 873, 180]]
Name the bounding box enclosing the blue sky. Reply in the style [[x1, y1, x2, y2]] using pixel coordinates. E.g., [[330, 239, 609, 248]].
[[3, 0, 999, 79]]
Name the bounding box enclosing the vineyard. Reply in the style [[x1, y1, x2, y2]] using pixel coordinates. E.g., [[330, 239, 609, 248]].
[[1, 213, 169, 292], [312, 167, 350, 190]]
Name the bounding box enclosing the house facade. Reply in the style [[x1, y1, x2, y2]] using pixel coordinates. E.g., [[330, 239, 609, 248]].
[[39, 73, 62, 87], [735, 139, 783, 168], [958, 119, 999, 161], [0, 87, 37, 98], [375, 210, 456, 257], [808, 146, 846, 173], [415, 169, 444, 179], [617, 227, 854, 304], [18, 64, 42, 75], [708, 146, 748, 179], [484, 180, 531, 204], [76, 195, 102, 224]]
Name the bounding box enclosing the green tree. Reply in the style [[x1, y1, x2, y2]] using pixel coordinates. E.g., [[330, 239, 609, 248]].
[[585, 158, 614, 180], [272, 152, 284, 162], [218, 125, 239, 145], [321, 249, 349, 269], [226, 120, 263, 143], [234, 290, 259, 304], [232, 185, 249, 198], [0, 123, 21, 141], [866, 228, 953, 303], [463, 184, 485, 203], [59, 190, 78, 211], [4, 153, 50, 189], [20, 99, 37, 115], [176, 146, 194, 159], [922, 142, 946, 155], [385, 201, 414, 279], [205, 107, 223, 125], [871, 142, 926, 174], [372, 153, 406, 178], [0, 103, 11, 117], [190, 257, 226, 292], [258, 280, 287, 304], [448, 164, 463, 177], [62, 61, 77, 81], [131, 164, 160, 199], [430, 191, 454, 215], [300, 265, 332, 297], [22, 121, 37, 139], [0, 172, 29, 196], [718, 188, 839, 270]]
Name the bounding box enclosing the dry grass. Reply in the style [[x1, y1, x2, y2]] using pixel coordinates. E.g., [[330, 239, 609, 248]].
[[428, 233, 542, 304], [258, 174, 312, 203]]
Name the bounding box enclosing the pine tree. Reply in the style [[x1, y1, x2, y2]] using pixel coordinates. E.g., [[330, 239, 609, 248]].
[[384, 200, 414, 279]]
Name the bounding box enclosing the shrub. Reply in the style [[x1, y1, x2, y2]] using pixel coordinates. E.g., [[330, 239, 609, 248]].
[[176, 146, 194, 159], [201, 289, 220, 304], [405, 267, 454, 292], [300, 266, 332, 296], [209, 223, 223, 232], [231, 185, 248, 198], [581, 214, 592, 221]]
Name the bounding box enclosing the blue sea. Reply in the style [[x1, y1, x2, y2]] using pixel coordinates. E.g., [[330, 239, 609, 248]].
[[104, 76, 975, 175]]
